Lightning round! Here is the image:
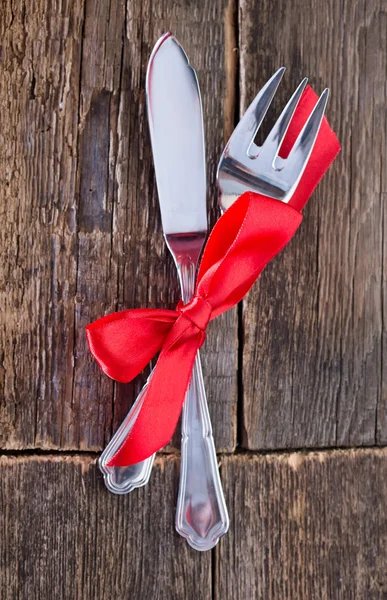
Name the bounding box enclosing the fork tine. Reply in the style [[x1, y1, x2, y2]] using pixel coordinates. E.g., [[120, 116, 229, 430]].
[[256, 78, 308, 161], [226, 67, 286, 160], [284, 88, 329, 180]]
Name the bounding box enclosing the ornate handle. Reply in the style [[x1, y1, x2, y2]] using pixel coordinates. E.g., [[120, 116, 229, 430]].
[[175, 351, 229, 550], [174, 256, 229, 550], [99, 372, 155, 494]]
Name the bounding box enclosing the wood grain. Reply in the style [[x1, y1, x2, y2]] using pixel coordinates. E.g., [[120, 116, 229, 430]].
[[0, 454, 211, 600], [0, 0, 84, 449], [0, 0, 237, 451], [239, 0, 386, 450], [2, 450, 387, 599], [216, 449, 387, 600]]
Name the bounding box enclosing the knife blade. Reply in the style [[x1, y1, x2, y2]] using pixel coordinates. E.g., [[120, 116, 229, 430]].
[[146, 32, 207, 235]]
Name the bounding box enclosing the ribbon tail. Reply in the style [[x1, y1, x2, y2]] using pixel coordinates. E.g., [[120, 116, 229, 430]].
[[107, 323, 203, 466]]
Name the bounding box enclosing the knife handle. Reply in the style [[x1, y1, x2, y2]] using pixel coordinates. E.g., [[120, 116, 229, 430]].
[[98, 371, 155, 494], [175, 351, 229, 550]]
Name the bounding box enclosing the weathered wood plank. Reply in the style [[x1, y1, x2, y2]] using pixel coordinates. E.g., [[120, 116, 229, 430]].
[[2, 450, 386, 599], [0, 0, 85, 449], [239, 0, 386, 449], [0, 0, 237, 451], [381, 190, 387, 442], [0, 454, 211, 600], [216, 449, 387, 599]]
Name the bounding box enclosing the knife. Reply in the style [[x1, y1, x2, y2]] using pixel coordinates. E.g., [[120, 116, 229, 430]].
[[99, 33, 229, 551], [147, 33, 229, 551]]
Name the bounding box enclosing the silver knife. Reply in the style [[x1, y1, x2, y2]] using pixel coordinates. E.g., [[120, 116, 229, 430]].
[[148, 33, 229, 551], [99, 33, 229, 551]]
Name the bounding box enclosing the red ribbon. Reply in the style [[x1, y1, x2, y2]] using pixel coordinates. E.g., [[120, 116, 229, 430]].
[[86, 87, 340, 467]]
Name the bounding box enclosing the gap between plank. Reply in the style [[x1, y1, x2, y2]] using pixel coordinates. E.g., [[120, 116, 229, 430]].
[[2, 443, 387, 459]]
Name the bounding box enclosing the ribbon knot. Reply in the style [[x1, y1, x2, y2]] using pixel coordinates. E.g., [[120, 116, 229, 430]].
[[177, 295, 212, 333]]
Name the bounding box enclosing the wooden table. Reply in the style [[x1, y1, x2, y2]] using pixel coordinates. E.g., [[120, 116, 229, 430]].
[[1, 0, 386, 597]]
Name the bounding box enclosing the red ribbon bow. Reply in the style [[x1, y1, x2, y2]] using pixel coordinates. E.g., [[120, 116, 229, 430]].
[[86, 87, 340, 467]]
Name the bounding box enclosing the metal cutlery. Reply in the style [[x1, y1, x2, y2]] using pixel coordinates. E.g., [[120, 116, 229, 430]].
[[99, 38, 329, 551], [147, 33, 229, 551]]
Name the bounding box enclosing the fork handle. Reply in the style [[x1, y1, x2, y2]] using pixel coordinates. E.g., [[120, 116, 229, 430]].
[[99, 371, 155, 494], [175, 355, 229, 551]]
